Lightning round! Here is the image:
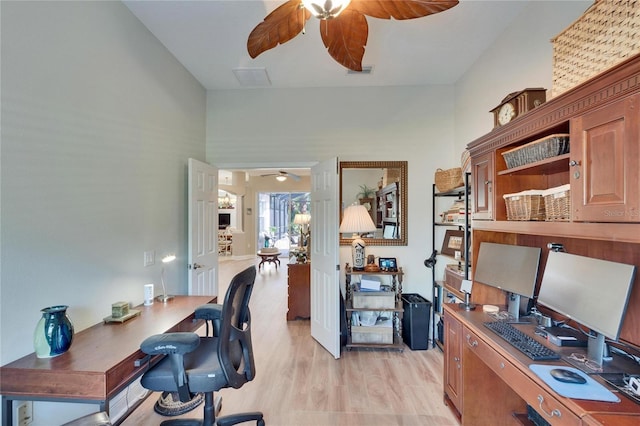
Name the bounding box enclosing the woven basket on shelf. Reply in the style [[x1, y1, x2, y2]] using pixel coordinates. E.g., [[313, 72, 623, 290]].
[[542, 184, 571, 221], [551, 0, 640, 96], [435, 167, 464, 193], [501, 134, 570, 169], [503, 190, 546, 221]]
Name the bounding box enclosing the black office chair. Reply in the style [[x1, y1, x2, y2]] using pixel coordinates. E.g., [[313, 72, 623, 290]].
[[140, 266, 265, 426]]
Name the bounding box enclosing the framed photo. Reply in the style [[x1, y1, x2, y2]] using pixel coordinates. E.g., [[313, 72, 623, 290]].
[[378, 257, 397, 272], [441, 229, 464, 257]]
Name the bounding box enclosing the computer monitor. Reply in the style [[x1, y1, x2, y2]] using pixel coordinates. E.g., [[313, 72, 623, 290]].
[[473, 242, 541, 320], [537, 251, 636, 367]]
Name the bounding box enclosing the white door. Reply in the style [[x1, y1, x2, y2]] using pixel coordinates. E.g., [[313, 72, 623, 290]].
[[310, 158, 340, 358], [188, 158, 218, 296]]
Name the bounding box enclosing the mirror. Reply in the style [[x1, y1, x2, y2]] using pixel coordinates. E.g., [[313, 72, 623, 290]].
[[339, 161, 407, 246]]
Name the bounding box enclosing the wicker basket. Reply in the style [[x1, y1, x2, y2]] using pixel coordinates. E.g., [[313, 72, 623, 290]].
[[503, 190, 546, 221], [551, 0, 640, 96], [501, 134, 570, 169], [542, 184, 571, 221], [435, 167, 464, 193]]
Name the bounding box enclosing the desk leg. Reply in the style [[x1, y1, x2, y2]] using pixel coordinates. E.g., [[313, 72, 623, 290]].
[[2, 396, 13, 426]]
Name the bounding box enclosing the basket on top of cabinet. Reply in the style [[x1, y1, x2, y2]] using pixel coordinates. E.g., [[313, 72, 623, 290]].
[[501, 133, 570, 169]]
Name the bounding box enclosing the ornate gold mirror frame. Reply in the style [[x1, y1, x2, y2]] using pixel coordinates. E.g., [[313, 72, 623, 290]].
[[339, 161, 407, 246]]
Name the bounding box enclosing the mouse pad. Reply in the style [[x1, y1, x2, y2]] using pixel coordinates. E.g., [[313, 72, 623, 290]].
[[529, 364, 620, 402]]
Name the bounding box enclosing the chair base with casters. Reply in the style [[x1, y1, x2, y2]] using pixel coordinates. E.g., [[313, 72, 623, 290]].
[[140, 266, 264, 426]]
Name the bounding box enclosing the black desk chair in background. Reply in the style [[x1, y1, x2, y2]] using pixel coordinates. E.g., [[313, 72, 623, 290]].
[[140, 266, 264, 426]]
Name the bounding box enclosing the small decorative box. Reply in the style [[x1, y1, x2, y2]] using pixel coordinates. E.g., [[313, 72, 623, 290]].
[[111, 302, 129, 319]]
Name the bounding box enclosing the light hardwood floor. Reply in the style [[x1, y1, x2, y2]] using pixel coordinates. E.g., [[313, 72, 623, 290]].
[[122, 258, 458, 425]]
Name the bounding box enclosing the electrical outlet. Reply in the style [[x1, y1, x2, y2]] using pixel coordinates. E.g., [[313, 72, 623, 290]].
[[144, 250, 155, 267], [15, 401, 33, 426]]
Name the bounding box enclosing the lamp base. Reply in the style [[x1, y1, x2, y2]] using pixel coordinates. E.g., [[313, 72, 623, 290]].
[[157, 295, 174, 303]]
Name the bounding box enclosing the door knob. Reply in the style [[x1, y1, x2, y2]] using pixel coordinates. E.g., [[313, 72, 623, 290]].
[[190, 263, 204, 270]]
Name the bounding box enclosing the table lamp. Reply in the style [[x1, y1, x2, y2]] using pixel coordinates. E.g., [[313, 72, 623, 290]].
[[293, 213, 311, 258], [157, 254, 176, 303], [339, 204, 377, 271]]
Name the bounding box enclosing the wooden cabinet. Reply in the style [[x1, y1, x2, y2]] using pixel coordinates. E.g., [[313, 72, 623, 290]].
[[571, 93, 640, 222], [471, 152, 493, 220], [287, 263, 310, 320], [344, 265, 404, 350], [456, 55, 640, 424], [443, 312, 462, 415]]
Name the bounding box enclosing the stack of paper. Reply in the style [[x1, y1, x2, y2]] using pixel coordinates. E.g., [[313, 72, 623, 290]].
[[360, 275, 381, 291]]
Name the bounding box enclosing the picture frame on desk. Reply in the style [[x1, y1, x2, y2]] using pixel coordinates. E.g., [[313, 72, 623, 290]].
[[441, 229, 464, 257]]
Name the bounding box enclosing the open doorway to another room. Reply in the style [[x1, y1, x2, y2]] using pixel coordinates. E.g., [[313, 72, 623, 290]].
[[257, 192, 310, 258]]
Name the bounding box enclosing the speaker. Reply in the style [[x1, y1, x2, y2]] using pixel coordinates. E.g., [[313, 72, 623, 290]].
[[144, 284, 154, 306], [401, 294, 431, 350]]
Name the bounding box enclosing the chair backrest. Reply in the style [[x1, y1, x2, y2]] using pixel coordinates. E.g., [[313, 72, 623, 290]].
[[217, 265, 257, 389]]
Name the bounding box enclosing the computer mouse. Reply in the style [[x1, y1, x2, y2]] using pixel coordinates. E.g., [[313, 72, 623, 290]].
[[550, 368, 587, 384]]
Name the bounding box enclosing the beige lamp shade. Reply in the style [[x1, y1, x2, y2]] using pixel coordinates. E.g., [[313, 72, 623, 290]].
[[339, 204, 376, 270], [293, 213, 311, 226], [339, 205, 376, 234]]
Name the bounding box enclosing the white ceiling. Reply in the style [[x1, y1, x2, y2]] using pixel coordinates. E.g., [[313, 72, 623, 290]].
[[123, 0, 532, 90]]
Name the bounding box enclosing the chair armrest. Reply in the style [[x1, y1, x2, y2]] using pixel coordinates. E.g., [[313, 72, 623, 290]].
[[195, 304, 223, 336], [140, 332, 200, 355], [140, 332, 200, 403]]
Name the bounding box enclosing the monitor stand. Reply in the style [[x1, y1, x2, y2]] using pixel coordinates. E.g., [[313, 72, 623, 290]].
[[587, 332, 606, 367], [507, 293, 520, 321]]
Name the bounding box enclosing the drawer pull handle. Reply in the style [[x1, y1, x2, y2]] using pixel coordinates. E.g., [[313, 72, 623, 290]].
[[134, 354, 150, 368], [453, 357, 460, 362], [465, 335, 478, 347], [537, 395, 561, 418], [500, 362, 505, 369]]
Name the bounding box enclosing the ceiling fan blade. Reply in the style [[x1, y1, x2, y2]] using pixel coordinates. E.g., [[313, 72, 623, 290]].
[[350, 0, 459, 20], [286, 171, 302, 181], [320, 9, 368, 72], [247, 0, 311, 59]]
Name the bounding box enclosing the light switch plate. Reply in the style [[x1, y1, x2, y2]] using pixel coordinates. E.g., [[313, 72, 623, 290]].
[[144, 251, 155, 267]]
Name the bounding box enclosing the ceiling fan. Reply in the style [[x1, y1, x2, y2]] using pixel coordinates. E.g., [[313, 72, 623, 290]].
[[260, 170, 302, 181], [247, 0, 459, 72]]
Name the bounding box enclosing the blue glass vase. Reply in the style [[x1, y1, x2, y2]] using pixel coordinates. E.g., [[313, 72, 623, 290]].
[[33, 305, 74, 358]]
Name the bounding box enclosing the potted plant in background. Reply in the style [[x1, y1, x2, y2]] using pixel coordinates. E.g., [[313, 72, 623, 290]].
[[356, 184, 376, 225]]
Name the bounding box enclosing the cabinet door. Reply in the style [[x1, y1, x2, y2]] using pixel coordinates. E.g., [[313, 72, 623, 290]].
[[471, 152, 493, 220], [444, 313, 463, 413], [571, 93, 640, 222]]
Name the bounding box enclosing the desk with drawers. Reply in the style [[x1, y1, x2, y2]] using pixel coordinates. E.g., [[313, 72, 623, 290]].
[[0, 295, 215, 425], [443, 304, 640, 425]]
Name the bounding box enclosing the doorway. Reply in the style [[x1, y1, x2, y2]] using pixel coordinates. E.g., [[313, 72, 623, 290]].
[[257, 192, 310, 257]]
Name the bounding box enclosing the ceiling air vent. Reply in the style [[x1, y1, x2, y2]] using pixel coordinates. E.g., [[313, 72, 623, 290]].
[[347, 66, 373, 75]]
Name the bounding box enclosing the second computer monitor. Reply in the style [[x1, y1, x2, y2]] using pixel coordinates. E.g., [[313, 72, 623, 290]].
[[474, 242, 542, 319]]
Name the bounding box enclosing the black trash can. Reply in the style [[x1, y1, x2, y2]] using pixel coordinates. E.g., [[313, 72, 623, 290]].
[[401, 293, 431, 350]]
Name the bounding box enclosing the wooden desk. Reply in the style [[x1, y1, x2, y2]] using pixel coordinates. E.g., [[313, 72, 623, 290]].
[[443, 304, 640, 425], [0, 295, 214, 425]]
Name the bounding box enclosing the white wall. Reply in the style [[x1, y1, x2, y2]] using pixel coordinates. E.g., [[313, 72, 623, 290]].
[[454, 1, 592, 156], [1, 2, 205, 422], [207, 85, 457, 295]]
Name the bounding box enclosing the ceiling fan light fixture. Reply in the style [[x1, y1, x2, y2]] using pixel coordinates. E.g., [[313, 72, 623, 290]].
[[302, 0, 351, 20], [276, 175, 287, 182]]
